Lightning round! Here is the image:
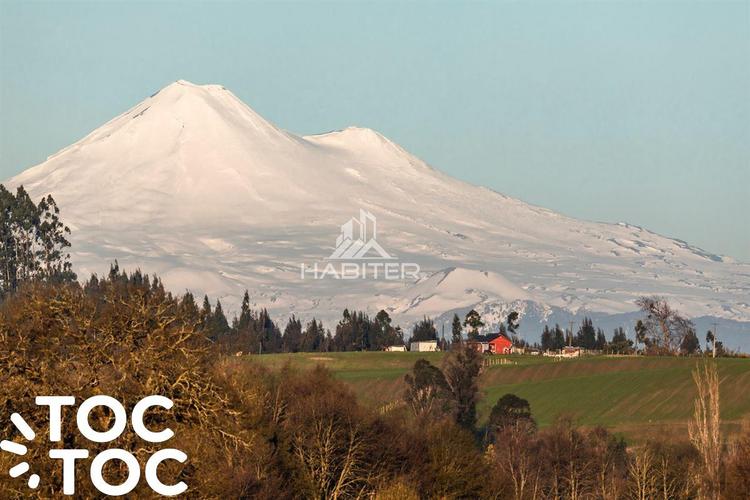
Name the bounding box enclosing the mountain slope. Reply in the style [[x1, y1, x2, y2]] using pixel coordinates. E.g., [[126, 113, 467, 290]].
[[6, 80, 750, 345]]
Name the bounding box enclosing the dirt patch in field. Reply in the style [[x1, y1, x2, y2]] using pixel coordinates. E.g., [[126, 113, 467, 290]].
[[309, 356, 335, 362]]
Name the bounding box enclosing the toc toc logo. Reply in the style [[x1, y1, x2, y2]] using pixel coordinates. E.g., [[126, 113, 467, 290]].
[[1, 395, 186, 496]]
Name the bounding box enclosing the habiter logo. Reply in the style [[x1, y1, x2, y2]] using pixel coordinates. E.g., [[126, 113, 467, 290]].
[[300, 209, 420, 280], [1, 395, 186, 496]]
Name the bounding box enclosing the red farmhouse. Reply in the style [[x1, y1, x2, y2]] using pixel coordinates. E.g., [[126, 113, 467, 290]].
[[467, 333, 513, 354]]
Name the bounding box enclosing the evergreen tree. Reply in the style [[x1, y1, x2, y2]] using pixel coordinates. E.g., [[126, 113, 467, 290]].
[[595, 328, 607, 351], [451, 313, 463, 344], [282, 316, 303, 353], [443, 342, 482, 430], [540, 325, 553, 351], [375, 309, 392, 331], [410, 317, 437, 342], [333, 309, 373, 351], [210, 300, 230, 340], [609, 327, 634, 354], [463, 309, 484, 340], [575, 317, 597, 349], [257, 308, 282, 353], [302, 319, 316, 352], [199, 295, 212, 331], [178, 291, 200, 324], [487, 393, 535, 443], [552, 324, 566, 351], [238, 290, 252, 330], [230, 298, 258, 354], [680, 328, 701, 355], [373, 309, 402, 349], [506, 311, 520, 334]]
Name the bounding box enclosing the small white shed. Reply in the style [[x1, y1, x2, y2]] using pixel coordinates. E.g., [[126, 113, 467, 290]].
[[410, 340, 438, 352], [385, 345, 407, 352]]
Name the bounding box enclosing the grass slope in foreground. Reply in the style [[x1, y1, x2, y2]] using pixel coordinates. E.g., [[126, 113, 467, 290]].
[[253, 352, 750, 440]]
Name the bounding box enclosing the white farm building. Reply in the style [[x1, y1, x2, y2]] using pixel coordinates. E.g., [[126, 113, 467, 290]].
[[410, 340, 438, 352]]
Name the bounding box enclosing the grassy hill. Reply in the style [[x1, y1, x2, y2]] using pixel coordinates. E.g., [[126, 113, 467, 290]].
[[252, 352, 750, 441]]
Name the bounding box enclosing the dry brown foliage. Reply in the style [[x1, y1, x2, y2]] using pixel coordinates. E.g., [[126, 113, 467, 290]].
[[724, 423, 750, 499], [0, 278, 267, 498]]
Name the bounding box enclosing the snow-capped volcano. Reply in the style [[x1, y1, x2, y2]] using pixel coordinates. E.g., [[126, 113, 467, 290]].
[[6, 80, 750, 346]]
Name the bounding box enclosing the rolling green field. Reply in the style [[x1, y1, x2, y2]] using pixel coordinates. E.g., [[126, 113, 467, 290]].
[[252, 352, 750, 440]]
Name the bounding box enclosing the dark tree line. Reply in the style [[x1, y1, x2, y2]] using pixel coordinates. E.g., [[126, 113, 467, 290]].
[[538, 311, 716, 356], [332, 308, 403, 351], [197, 296, 414, 354]]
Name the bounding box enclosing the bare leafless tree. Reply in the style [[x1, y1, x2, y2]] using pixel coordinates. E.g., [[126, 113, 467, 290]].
[[491, 420, 542, 500], [635, 296, 695, 354], [688, 361, 722, 499], [628, 447, 657, 500]]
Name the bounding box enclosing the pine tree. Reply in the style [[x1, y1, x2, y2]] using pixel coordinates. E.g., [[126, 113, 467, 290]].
[[610, 327, 634, 354], [552, 324, 566, 351], [575, 317, 597, 349], [451, 313, 463, 344], [541, 325, 553, 351], [595, 328, 607, 351], [282, 316, 303, 353], [238, 290, 252, 330], [178, 292, 199, 323], [301, 319, 325, 352], [410, 317, 437, 342], [211, 300, 230, 338], [257, 308, 282, 353], [199, 295, 212, 331]]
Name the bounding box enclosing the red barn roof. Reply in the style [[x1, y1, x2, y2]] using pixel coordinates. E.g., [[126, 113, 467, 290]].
[[468, 333, 513, 354], [488, 333, 513, 354]]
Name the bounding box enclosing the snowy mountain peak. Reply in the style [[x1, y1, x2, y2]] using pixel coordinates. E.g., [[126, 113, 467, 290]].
[[306, 126, 396, 150], [172, 79, 220, 89], [4, 81, 750, 346], [143, 79, 290, 141]]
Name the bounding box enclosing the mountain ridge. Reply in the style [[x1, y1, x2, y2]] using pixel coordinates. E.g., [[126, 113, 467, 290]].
[[5, 80, 749, 346]]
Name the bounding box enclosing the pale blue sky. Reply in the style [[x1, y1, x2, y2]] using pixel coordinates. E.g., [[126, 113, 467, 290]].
[[1, 1, 748, 260]]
